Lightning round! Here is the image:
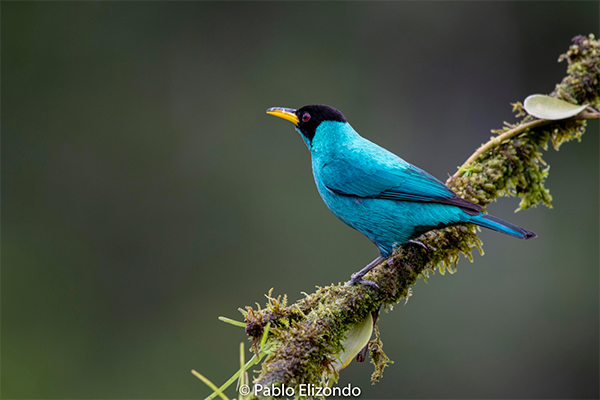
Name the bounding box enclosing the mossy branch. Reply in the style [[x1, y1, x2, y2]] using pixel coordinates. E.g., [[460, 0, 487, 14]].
[[237, 34, 599, 394]]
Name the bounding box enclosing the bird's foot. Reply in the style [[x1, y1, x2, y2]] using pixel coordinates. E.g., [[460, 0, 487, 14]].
[[346, 256, 385, 289], [347, 275, 380, 289], [407, 239, 429, 251], [385, 256, 397, 268]]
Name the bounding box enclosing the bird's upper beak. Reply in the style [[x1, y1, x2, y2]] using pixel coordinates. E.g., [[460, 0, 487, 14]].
[[266, 107, 299, 126]]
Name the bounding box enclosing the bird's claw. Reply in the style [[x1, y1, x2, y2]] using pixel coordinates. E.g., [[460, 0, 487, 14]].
[[385, 256, 396, 267], [347, 276, 380, 289], [407, 239, 429, 251]]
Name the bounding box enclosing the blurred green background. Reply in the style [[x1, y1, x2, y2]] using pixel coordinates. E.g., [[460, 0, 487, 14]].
[[3, 1, 598, 399]]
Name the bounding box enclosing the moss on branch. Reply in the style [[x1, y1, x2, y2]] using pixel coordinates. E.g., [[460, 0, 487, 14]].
[[239, 34, 599, 393]]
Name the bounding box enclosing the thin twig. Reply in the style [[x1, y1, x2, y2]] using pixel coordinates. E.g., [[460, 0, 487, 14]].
[[452, 111, 600, 179]]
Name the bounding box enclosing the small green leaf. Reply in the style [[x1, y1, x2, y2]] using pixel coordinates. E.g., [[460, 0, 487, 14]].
[[260, 322, 270, 352], [202, 351, 267, 400], [218, 316, 246, 328], [191, 370, 229, 400], [237, 342, 245, 391], [332, 313, 373, 371], [523, 94, 587, 120]]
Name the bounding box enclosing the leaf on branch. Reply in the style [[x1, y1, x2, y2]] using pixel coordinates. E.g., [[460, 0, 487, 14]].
[[523, 94, 588, 120]]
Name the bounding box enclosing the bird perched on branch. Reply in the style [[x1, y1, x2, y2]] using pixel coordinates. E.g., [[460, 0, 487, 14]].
[[267, 105, 536, 287]]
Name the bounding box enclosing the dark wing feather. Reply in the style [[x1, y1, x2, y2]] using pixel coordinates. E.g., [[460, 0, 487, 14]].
[[321, 160, 483, 214]]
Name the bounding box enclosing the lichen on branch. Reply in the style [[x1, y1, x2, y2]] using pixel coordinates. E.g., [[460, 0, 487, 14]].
[[239, 34, 599, 394]]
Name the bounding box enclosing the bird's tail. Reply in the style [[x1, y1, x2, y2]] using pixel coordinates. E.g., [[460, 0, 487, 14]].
[[470, 213, 537, 240]]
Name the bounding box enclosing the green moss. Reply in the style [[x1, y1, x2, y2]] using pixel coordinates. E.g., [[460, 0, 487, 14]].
[[240, 34, 599, 394], [553, 34, 600, 109]]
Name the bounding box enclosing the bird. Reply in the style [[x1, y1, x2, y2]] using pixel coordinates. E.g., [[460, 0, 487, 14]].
[[266, 104, 536, 287]]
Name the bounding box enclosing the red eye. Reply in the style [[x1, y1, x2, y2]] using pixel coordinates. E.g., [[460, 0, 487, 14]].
[[302, 113, 311, 122]]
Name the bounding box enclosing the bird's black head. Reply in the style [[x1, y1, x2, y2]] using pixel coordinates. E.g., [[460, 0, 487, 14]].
[[267, 104, 347, 143]]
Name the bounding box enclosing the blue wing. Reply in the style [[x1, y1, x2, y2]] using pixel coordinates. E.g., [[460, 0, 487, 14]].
[[320, 158, 483, 214]]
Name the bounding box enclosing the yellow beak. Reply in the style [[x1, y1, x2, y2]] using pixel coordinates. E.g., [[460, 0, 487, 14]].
[[266, 107, 299, 126]]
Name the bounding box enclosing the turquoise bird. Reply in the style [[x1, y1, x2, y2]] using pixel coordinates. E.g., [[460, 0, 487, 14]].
[[267, 105, 536, 287]]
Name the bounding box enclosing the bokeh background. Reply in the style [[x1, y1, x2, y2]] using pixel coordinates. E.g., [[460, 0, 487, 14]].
[[3, 1, 599, 399]]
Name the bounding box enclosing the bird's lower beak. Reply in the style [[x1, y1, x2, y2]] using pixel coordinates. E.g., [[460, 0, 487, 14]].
[[266, 107, 299, 126]]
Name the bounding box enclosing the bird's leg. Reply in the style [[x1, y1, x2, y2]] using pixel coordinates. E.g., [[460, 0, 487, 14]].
[[407, 239, 428, 250], [348, 256, 386, 288]]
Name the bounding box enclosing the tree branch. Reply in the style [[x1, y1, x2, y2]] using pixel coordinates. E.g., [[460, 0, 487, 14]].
[[239, 34, 599, 393]]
